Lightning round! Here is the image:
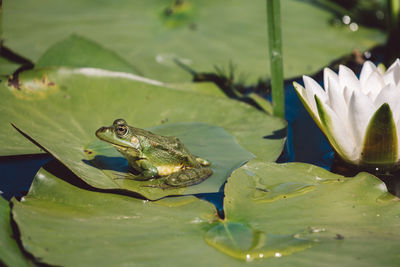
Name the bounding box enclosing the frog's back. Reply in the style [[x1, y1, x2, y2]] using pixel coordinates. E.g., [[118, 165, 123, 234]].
[[131, 126, 195, 163], [131, 127, 182, 146]]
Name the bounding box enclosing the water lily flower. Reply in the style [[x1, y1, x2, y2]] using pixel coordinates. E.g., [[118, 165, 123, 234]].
[[293, 59, 400, 170]]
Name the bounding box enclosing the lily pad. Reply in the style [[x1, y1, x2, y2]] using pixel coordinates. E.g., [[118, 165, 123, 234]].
[[0, 56, 21, 76], [35, 35, 141, 74], [167, 81, 226, 98], [11, 167, 241, 266], [11, 159, 400, 265], [0, 197, 33, 267], [3, 0, 384, 83], [215, 160, 400, 264], [0, 67, 285, 199]]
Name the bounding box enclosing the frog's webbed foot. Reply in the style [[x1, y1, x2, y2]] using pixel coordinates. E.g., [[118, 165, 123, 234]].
[[111, 172, 152, 181]]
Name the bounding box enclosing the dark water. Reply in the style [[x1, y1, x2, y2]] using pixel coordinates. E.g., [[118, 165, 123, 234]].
[[0, 154, 52, 200], [277, 78, 333, 167]]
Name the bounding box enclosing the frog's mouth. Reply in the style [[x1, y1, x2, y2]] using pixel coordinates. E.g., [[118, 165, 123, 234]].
[[111, 143, 129, 152], [95, 133, 131, 152], [99, 139, 130, 152]]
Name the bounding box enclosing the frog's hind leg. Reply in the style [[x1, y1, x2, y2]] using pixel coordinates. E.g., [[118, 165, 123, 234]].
[[111, 172, 136, 180], [165, 167, 213, 188]]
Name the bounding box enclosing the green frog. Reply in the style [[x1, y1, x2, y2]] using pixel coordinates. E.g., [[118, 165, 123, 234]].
[[95, 119, 213, 189]]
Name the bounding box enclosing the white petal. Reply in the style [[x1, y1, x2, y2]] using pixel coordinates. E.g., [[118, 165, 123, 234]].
[[293, 81, 319, 119], [397, 115, 400, 160], [395, 82, 400, 119], [327, 77, 349, 125], [384, 60, 400, 86], [343, 86, 353, 104], [339, 65, 361, 93], [323, 68, 339, 90], [303, 75, 327, 103], [317, 99, 357, 162], [347, 89, 376, 152], [363, 71, 385, 100], [387, 58, 400, 72], [360, 61, 377, 86]]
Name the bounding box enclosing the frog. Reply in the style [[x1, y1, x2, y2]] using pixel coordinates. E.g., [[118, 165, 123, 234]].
[[95, 119, 213, 189]]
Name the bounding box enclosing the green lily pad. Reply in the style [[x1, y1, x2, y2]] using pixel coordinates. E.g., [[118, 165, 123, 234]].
[[11, 167, 242, 266], [0, 67, 285, 199], [2, 0, 384, 83], [0, 197, 33, 267], [36, 35, 141, 74], [167, 81, 226, 98], [11, 160, 400, 265], [0, 56, 21, 76], [216, 160, 400, 264]]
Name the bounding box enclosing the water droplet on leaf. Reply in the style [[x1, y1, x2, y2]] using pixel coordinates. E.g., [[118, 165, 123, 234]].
[[204, 222, 312, 261]]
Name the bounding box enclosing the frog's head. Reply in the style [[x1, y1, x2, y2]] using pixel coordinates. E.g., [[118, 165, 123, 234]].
[[95, 119, 141, 153]]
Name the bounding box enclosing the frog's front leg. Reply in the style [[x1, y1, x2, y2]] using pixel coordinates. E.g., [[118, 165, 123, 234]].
[[129, 159, 159, 181], [164, 167, 213, 188]]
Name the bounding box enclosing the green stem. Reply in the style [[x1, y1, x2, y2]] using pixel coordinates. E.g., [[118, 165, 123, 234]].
[[389, 0, 400, 28], [0, 0, 2, 45], [387, 0, 400, 45], [266, 0, 284, 118]]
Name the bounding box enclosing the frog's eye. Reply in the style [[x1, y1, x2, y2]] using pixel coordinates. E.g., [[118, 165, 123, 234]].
[[116, 125, 128, 137], [130, 136, 140, 148], [113, 119, 127, 127]]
